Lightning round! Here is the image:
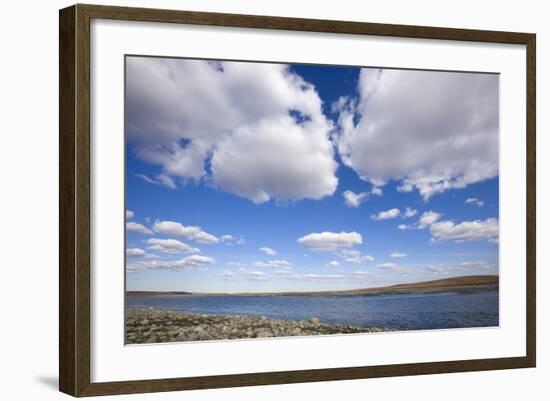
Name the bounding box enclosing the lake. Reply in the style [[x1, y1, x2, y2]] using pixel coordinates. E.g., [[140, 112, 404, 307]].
[[126, 286, 498, 331]]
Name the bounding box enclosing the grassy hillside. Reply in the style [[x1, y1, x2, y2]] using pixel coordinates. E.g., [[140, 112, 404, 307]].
[[127, 275, 498, 297]]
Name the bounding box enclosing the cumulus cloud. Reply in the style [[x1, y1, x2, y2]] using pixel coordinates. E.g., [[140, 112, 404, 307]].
[[259, 247, 277, 256], [273, 270, 346, 282], [126, 221, 153, 235], [342, 190, 368, 208], [351, 270, 371, 278], [325, 260, 340, 268], [220, 235, 245, 245], [465, 198, 484, 207], [376, 262, 399, 270], [458, 260, 491, 269], [126, 57, 337, 204], [126, 254, 214, 272], [145, 238, 200, 254], [424, 260, 495, 275], [430, 218, 499, 243], [153, 220, 218, 244], [287, 273, 345, 281], [335, 68, 498, 199], [417, 211, 442, 229], [390, 252, 407, 258], [397, 224, 410, 230], [126, 210, 134, 220], [403, 207, 418, 218], [342, 185, 383, 208], [371, 186, 383, 196], [126, 248, 147, 257], [343, 254, 374, 264], [371, 208, 400, 221], [297, 231, 362, 251], [226, 261, 246, 267], [253, 260, 292, 269], [236, 268, 268, 281]]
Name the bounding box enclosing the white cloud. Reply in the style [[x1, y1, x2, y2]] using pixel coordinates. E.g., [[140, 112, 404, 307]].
[[458, 260, 491, 269], [126, 248, 147, 257], [259, 247, 277, 256], [297, 231, 362, 252], [397, 182, 414, 193], [465, 197, 485, 207], [351, 270, 371, 278], [343, 254, 374, 264], [339, 249, 361, 257], [371, 186, 383, 196], [397, 224, 410, 230], [287, 273, 345, 281], [342, 184, 384, 208], [145, 238, 200, 254], [403, 207, 418, 218], [126, 210, 134, 220], [342, 190, 368, 208], [126, 57, 337, 204], [376, 262, 398, 269], [220, 269, 235, 279], [236, 268, 268, 281], [335, 68, 498, 199], [126, 254, 214, 272], [424, 260, 495, 275], [253, 260, 291, 269], [152, 220, 219, 244], [136, 173, 176, 189], [325, 260, 340, 268], [390, 252, 407, 258], [371, 208, 400, 221], [417, 211, 442, 229], [430, 218, 499, 243], [226, 261, 246, 267], [126, 221, 153, 235], [220, 235, 245, 245]]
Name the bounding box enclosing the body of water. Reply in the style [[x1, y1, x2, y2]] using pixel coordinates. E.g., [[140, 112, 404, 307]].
[[126, 286, 498, 331]]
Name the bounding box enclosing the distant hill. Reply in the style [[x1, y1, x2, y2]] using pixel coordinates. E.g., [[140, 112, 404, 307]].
[[382, 275, 498, 291], [127, 275, 498, 297], [126, 290, 192, 297]]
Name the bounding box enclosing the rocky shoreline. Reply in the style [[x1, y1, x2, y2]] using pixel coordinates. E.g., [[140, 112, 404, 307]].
[[126, 308, 390, 344]]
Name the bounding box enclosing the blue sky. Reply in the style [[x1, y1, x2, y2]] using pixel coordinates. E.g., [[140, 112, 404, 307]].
[[125, 56, 499, 293]]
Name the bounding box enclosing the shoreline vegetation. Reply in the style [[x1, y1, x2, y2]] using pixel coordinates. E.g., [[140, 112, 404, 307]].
[[125, 309, 391, 344], [127, 275, 498, 298]]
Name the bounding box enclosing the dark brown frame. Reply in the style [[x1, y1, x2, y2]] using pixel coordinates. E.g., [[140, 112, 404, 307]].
[[59, 3, 536, 397]]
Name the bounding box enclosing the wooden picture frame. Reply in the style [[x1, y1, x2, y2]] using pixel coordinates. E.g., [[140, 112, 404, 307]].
[[59, 3, 536, 397]]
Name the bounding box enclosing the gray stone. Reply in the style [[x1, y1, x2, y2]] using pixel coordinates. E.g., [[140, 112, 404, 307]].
[[308, 317, 321, 325]]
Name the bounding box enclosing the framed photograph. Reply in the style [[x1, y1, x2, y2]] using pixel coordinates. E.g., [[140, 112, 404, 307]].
[[59, 4, 536, 397]]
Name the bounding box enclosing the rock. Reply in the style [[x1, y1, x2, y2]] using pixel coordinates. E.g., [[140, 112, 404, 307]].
[[125, 308, 390, 343], [308, 317, 321, 325]]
